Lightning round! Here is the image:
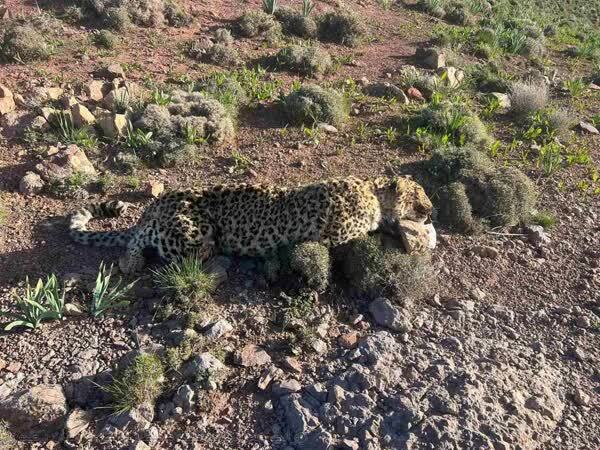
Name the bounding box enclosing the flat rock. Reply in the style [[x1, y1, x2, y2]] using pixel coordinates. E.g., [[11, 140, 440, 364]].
[[369, 297, 412, 333], [234, 344, 271, 367], [0, 384, 67, 438], [65, 408, 92, 439], [578, 121, 599, 134]]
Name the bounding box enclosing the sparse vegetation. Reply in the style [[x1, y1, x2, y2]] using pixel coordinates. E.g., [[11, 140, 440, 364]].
[[91, 262, 136, 317], [318, 10, 366, 47], [203, 43, 242, 68], [1, 275, 65, 330], [0, 17, 56, 62], [238, 10, 280, 38], [509, 80, 548, 118], [531, 211, 557, 229], [276, 44, 332, 76], [104, 353, 164, 413], [283, 84, 349, 126], [152, 255, 218, 310], [92, 29, 118, 49], [335, 235, 434, 301], [289, 242, 330, 292], [274, 6, 317, 38]]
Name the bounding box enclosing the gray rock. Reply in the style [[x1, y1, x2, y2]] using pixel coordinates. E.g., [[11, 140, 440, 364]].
[[369, 297, 412, 332], [316, 123, 338, 134], [181, 352, 225, 379], [205, 319, 233, 339], [311, 338, 328, 354], [471, 244, 499, 259], [279, 393, 320, 435], [489, 92, 511, 109], [142, 426, 160, 447], [524, 224, 549, 245], [578, 121, 599, 134], [573, 389, 590, 406], [173, 384, 194, 412], [415, 47, 446, 69], [19, 171, 45, 195], [272, 379, 302, 397], [109, 401, 154, 431], [0, 384, 67, 438], [65, 408, 92, 439]]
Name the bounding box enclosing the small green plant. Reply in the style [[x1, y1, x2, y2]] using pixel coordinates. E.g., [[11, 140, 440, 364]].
[[55, 112, 98, 149], [564, 78, 586, 98], [531, 211, 556, 229], [231, 150, 254, 172], [183, 123, 209, 145], [124, 175, 141, 189], [152, 255, 218, 308], [1, 275, 65, 330], [90, 262, 136, 318], [262, 0, 278, 15], [125, 122, 153, 150], [385, 127, 397, 145], [379, 0, 393, 10], [482, 96, 501, 118], [302, 0, 315, 16], [103, 353, 164, 414], [91, 30, 117, 49], [150, 89, 172, 106], [537, 141, 562, 176]]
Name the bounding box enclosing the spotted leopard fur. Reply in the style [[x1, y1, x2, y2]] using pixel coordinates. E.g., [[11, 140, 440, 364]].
[[69, 176, 433, 273]]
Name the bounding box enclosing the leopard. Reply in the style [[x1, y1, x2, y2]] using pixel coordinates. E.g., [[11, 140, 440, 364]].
[[69, 175, 433, 274]]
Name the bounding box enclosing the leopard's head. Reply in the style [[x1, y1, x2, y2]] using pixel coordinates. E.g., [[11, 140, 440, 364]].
[[372, 176, 433, 225]]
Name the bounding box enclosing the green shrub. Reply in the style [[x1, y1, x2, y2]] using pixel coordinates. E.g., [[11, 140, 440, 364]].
[[413, 101, 493, 149], [103, 6, 131, 30], [0, 421, 16, 450], [276, 44, 332, 76], [509, 80, 548, 118], [282, 84, 349, 126], [335, 235, 434, 301], [164, 0, 191, 26], [91, 262, 136, 317], [531, 211, 556, 229], [92, 29, 118, 49], [152, 255, 218, 311], [104, 353, 164, 413], [318, 10, 366, 47], [204, 43, 241, 68], [238, 10, 280, 37], [0, 22, 52, 62], [427, 145, 537, 229], [289, 242, 330, 292], [445, 2, 472, 26], [469, 63, 510, 93], [274, 6, 317, 38], [214, 28, 234, 46], [417, 0, 446, 18]]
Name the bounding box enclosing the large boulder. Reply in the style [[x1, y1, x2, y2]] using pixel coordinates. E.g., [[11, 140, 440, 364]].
[[35, 144, 97, 182], [0, 384, 68, 438]]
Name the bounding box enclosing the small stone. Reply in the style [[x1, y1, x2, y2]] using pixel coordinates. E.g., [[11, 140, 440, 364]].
[[578, 121, 599, 135], [46, 145, 59, 156], [369, 297, 412, 332], [61, 95, 79, 108], [316, 123, 338, 134], [0, 84, 16, 115], [181, 353, 225, 379], [144, 181, 164, 198], [575, 316, 591, 328], [19, 172, 45, 195], [282, 357, 302, 374], [45, 87, 64, 101], [415, 47, 446, 69], [65, 408, 92, 439], [205, 319, 233, 339], [84, 80, 108, 102], [30, 115, 50, 131], [310, 338, 328, 354], [524, 225, 549, 245], [272, 379, 302, 397], [398, 220, 433, 254], [407, 86, 425, 101], [71, 103, 96, 127], [338, 332, 359, 349], [64, 303, 85, 317], [341, 438, 360, 450], [35, 144, 97, 182], [130, 441, 151, 450], [105, 63, 125, 79], [234, 344, 271, 367], [172, 384, 194, 411], [98, 112, 128, 139], [471, 244, 499, 259], [257, 366, 282, 390], [6, 361, 21, 373], [351, 314, 363, 325], [573, 389, 590, 406], [436, 66, 464, 88]]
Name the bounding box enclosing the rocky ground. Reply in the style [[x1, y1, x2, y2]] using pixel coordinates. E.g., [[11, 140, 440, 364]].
[[0, 0, 599, 449]]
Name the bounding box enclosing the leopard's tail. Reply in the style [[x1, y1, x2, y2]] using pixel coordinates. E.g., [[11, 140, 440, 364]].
[[70, 200, 135, 247]]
